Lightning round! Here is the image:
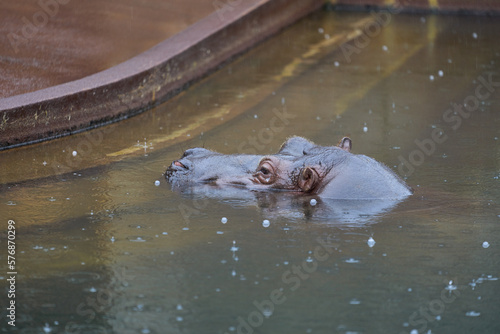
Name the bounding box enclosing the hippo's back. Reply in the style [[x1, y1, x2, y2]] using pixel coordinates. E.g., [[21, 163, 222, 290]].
[[320, 154, 413, 200]]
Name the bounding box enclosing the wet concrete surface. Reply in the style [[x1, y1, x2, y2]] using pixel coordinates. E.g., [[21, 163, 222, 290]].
[[0, 0, 216, 99]]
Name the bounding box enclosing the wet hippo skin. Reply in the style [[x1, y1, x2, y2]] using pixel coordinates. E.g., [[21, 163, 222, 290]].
[[165, 136, 413, 200]]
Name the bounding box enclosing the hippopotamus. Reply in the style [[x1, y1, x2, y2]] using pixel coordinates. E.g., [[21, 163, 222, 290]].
[[165, 136, 413, 200]]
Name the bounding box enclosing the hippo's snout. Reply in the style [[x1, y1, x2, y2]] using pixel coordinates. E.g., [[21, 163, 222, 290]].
[[165, 158, 192, 181]]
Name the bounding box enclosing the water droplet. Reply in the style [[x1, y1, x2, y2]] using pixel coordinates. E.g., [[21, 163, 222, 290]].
[[482, 241, 490, 248], [445, 280, 457, 291], [129, 237, 147, 242], [429, 75, 435, 81], [262, 219, 270, 228], [345, 258, 360, 263], [334, 61, 339, 67], [176, 304, 183, 311], [367, 237, 376, 248], [43, 323, 52, 333], [382, 45, 388, 51], [466, 311, 480, 317], [310, 199, 317, 206], [221, 217, 228, 224], [230, 241, 239, 252], [72, 151, 77, 157], [438, 70, 444, 77], [318, 27, 324, 34], [262, 307, 273, 317], [154, 180, 160, 186], [363, 126, 368, 133], [472, 32, 478, 39], [349, 299, 361, 305]]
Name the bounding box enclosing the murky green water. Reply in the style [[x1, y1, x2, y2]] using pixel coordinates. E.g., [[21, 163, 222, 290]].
[[1, 10, 500, 334]]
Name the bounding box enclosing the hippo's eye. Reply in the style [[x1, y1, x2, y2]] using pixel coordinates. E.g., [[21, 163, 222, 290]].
[[255, 161, 276, 185], [259, 166, 271, 175]]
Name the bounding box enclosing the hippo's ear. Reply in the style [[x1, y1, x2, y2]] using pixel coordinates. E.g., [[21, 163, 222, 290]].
[[298, 167, 319, 193], [338, 137, 352, 152]]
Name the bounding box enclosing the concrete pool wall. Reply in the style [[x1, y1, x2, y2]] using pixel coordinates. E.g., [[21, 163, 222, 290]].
[[0, 0, 324, 149]]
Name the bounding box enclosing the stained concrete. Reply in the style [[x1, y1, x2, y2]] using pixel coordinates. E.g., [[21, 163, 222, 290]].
[[0, 0, 217, 99]]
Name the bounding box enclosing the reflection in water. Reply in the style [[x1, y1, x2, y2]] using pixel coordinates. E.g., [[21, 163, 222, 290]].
[[171, 183, 404, 226], [1, 10, 500, 334]]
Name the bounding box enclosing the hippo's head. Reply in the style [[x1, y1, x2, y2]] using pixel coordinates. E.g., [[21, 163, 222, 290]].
[[250, 136, 352, 193], [165, 136, 412, 200]]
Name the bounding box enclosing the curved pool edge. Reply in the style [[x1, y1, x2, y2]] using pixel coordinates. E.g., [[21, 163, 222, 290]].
[[0, 0, 325, 150]]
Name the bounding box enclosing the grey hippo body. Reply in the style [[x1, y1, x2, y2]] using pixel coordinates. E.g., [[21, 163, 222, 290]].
[[165, 136, 413, 200]]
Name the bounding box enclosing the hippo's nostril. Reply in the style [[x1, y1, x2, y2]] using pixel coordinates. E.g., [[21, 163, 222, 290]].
[[174, 160, 187, 169]]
